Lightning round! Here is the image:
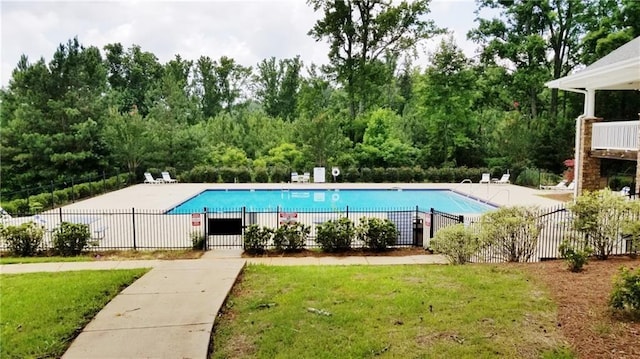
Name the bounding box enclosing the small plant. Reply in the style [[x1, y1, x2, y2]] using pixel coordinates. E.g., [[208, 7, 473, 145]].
[[479, 206, 541, 262], [568, 189, 632, 260], [191, 231, 206, 250], [273, 223, 309, 252], [53, 222, 90, 256], [558, 240, 592, 272], [357, 217, 398, 251], [316, 217, 354, 252], [621, 202, 640, 258], [609, 267, 640, 318], [244, 225, 273, 254], [430, 223, 480, 264], [0, 222, 45, 257]]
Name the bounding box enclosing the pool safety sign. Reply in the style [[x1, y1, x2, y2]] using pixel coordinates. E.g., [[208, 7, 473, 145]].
[[191, 213, 201, 226], [279, 212, 298, 224]]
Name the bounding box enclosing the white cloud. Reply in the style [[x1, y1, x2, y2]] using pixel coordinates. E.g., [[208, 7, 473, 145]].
[[0, 0, 499, 88]]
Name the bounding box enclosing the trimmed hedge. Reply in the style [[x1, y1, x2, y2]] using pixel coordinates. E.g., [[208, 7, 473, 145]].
[[1, 174, 127, 215]]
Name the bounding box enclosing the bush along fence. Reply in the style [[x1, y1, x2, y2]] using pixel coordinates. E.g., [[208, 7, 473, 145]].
[[0, 207, 427, 254], [1, 172, 131, 214], [430, 191, 640, 263]]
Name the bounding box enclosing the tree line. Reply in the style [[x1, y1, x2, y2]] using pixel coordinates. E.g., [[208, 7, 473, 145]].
[[1, 0, 639, 199]]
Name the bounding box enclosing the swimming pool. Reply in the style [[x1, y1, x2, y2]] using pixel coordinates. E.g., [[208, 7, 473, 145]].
[[167, 189, 494, 214]]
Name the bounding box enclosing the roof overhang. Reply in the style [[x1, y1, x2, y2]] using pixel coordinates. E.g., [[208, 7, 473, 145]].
[[546, 57, 640, 90], [547, 36, 640, 91]]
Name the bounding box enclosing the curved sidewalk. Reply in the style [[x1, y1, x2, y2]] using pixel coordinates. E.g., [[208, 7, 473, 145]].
[[1, 251, 447, 358]]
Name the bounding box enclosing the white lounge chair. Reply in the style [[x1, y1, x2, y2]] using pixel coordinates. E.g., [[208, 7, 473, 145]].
[[144, 172, 163, 184], [161, 171, 178, 183], [540, 180, 567, 190], [291, 172, 299, 183], [300, 172, 311, 183], [479, 173, 491, 184], [493, 174, 510, 184]]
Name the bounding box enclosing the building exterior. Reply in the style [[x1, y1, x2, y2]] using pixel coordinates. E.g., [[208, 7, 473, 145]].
[[546, 36, 640, 196]]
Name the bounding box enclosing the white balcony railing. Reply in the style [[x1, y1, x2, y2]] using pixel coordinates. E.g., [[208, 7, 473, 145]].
[[591, 120, 639, 151]]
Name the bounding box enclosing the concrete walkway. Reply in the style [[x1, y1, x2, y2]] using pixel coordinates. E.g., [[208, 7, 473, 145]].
[[1, 251, 448, 358]]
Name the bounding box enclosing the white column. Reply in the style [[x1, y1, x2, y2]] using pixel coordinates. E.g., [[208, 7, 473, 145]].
[[586, 88, 596, 117]]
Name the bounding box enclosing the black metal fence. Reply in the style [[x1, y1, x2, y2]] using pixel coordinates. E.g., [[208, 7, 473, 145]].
[[428, 196, 640, 263], [2, 198, 638, 262], [0, 207, 428, 252]]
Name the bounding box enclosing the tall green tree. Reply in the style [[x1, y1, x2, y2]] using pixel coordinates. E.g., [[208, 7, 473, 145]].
[[253, 56, 302, 120], [412, 38, 480, 167], [102, 108, 152, 177], [307, 0, 440, 118], [103, 43, 164, 115]]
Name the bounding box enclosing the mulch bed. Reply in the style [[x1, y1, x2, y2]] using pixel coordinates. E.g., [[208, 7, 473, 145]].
[[241, 247, 428, 258], [523, 257, 640, 359]]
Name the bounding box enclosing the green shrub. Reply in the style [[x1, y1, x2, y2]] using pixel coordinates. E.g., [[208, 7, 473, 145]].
[[360, 167, 372, 182], [191, 231, 206, 250], [430, 223, 480, 264], [244, 225, 273, 254], [558, 240, 592, 272], [270, 166, 289, 183], [273, 223, 309, 252], [622, 201, 640, 258], [219, 167, 237, 183], [569, 189, 633, 260], [186, 165, 219, 182], [53, 189, 69, 203], [479, 206, 541, 262], [398, 167, 413, 182], [316, 217, 354, 252], [30, 193, 52, 209], [412, 166, 425, 182], [75, 183, 91, 198], [609, 267, 640, 318], [344, 167, 360, 182], [514, 167, 541, 187], [236, 167, 251, 183], [371, 167, 385, 183], [53, 222, 90, 256], [357, 217, 398, 251], [253, 167, 269, 183], [385, 167, 399, 182], [0, 222, 44, 257]]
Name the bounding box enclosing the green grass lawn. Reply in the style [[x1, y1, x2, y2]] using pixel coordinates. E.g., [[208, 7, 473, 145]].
[[212, 265, 572, 359], [1, 269, 149, 358]]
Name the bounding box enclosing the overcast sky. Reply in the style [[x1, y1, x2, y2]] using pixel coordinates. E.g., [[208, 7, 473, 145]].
[[1, 0, 498, 88]]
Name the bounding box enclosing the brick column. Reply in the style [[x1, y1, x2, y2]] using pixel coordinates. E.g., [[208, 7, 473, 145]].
[[636, 117, 640, 195], [578, 117, 603, 194]]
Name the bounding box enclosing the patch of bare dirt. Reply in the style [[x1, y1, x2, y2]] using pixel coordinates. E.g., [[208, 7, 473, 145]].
[[523, 257, 640, 359], [242, 246, 428, 258], [91, 249, 204, 260]]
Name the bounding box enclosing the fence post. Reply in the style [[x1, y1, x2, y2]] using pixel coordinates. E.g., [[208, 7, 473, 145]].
[[346, 205, 349, 219], [276, 205, 280, 230], [429, 208, 435, 239], [132, 207, 137, 250], [241, 206, 246, 250], [102, 171, 106, 193], [59, 207, 63, 223], [203, 207, 208, 250]]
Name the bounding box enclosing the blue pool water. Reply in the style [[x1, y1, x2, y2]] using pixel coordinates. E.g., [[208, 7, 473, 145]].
[[167, 189, 494, 214]]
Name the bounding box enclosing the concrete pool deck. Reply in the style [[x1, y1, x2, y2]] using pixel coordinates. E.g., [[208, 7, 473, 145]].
[[59, 182, 565, 211]]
